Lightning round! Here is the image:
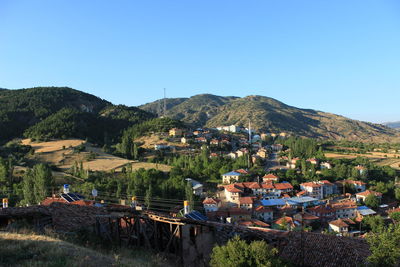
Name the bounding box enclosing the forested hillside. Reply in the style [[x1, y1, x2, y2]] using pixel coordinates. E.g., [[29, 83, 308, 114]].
[[0, 87, 155, 144], [141, 94, 400, 143]]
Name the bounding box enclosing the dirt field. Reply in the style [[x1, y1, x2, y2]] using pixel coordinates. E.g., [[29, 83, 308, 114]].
[[325, 151, 400, 169], [136, 134, 189, 149], [22, 139, 171, 172]]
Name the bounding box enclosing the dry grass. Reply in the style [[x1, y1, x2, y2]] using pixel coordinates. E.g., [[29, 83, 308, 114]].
[[22, 139, 171, 173], [136, 134, 189, 149], [0, 232, 167, 267], [325, 151, 400, 169]]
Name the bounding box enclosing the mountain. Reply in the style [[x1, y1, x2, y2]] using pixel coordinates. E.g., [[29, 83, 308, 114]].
[[140, 94, 400, 143], [0, 87, 155, 144], [384, 121, 400, 130]]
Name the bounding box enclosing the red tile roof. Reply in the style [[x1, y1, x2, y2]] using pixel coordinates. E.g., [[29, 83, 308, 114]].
[[263, 174, 279, 179], [225, 184, 243, 193], [236, 169, 249, 174], [254, 206, 273, 213], [356, 190, 382, 197], [239, 197, 254, 205], [301, 182, 322, 188], [329, 218, 355, 228], [261, 183, 275, 189], [203, 197, 220, 205], [274, 183, 293, 190]]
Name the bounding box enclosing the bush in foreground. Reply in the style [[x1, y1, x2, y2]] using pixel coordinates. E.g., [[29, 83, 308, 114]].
[[210, 235, 287, 267]]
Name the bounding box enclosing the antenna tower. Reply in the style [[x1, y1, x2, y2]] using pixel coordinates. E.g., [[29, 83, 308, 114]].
[[163, 88, 167, 117]]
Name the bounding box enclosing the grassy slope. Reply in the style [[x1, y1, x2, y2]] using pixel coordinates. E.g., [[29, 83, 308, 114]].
[[0, 232, 167, 267]]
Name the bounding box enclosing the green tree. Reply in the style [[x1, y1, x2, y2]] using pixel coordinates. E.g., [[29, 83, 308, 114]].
[[32, 164, 54, 203], [22, 169, 35, 205], [185, 181, 194, 212], [210, 235, 285, 267], [367, 224, 400, 266], [394, 188, 400, 201], [390, 211, 400, 224], [145, 183, 152, 209], [363, 215, 385, 233], [0, 158, 8, 183], [365, 194, 380, 209]]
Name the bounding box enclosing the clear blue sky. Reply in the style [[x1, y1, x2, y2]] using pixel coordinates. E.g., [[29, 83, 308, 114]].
[[1, 1, 399, 123]]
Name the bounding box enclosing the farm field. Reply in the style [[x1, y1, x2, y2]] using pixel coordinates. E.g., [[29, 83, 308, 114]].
[[325, 151, 400, 169], [22, 139, 171, 172]]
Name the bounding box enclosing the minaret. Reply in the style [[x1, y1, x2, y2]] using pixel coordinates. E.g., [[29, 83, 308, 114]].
[[248, 119, 252, 144]]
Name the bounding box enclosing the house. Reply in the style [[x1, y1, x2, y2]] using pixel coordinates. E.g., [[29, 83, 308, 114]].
[[195, 137, 208, 143], [238, 220, 270, 228], [286, 196, 319, 208], [239, 197, 254, 211], [328, 218, 356, 234], [260, 199, 286, 208], [222, 171, 241, 184], [185, 178, 204, 196], [227, 152, 238, 159], [355, 165, 368, 176], [257, 148, 268, 159], [331, 200, 357, 219], [320, 162, 332, 169], [181, 137, 188, 144], [274, 216, 298, 230], [349, 180, 367, 192], [203, 197, 221, 212], [356, 206, 376, 221], [262, 174, 279, 183], [335, 180, 367, 194], [308, 205, 336, 222], [274, 182, 293, 194], [169, 128, 183, 137], [236, 149, 249, 157], [210, 139, 220, 146], [293, 212, 320, 226], [355, 190, 382, 203], [319, 180, 336, 197], [307, 158, 319, 165], [271, 144, 283, 152], [227, 208, 251, 223], [253, 206, 274, 222], [224, 184, 243, 203], [300, 182, 323, 199]]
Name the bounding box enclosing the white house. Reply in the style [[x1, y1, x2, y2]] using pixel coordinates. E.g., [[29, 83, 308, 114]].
[[185, 178, 204, 196], [222, 171, 241, 184], [332, 201, 357, 219], [355, 190, 382, 203], [328, 218, 356, 234], [224, 184, 243, 204], [300, 182, 323, 199]]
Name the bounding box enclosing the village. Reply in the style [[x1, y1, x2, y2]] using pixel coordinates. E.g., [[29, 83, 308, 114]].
[[154, 125, 400, 236]]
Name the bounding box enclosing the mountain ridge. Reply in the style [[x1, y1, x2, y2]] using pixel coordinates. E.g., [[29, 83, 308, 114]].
[[140, 93, 400, 143]]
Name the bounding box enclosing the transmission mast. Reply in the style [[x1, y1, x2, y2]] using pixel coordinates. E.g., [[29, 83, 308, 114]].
[[163, 88, 167, 117]]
